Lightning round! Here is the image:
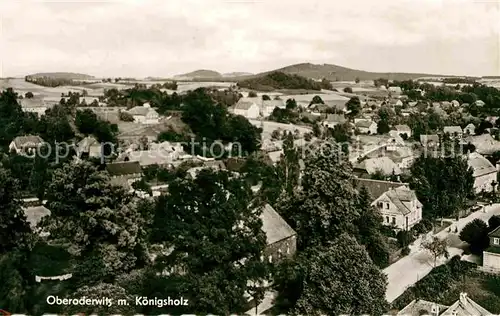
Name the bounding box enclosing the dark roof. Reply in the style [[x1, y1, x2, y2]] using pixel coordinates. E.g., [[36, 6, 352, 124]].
[[353, 177, 406, 200], [489, 226, 500, 238], [105, 161, 142, 176]]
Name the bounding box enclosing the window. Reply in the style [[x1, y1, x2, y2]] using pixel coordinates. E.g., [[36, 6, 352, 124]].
[[386, 216, 390, 223], [494, 237, 499, 245], [377, 202, 383, 208], [385, 202, 389, 209], [286, 244, 290, 255], [392, 217, 396, 225], [268, 255, 273, 263]]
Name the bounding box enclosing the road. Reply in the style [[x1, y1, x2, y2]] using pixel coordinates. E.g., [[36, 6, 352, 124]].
[[384, 203, 500, 303]]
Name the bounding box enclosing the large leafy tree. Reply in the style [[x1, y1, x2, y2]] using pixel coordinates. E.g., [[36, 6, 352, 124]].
[[0, 168, 35, 313], [410, 155, 474, 219], [459, 219, 490, 254], [151, 169, 269, 314], [274, 234, 388, 316], [42, 161, 148, 283], [277, 140, 360, 249], [0, 168, 34, 254], [354, 186, 390, 268]]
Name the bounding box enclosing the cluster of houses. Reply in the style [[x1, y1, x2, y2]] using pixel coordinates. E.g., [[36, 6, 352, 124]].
[[396, 292, 492, 316]]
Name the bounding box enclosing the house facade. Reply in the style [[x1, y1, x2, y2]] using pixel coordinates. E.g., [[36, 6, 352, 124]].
[[463, 123, 475, 135], [105, 161, 142, 192], [394, 124, 412, 138], [260, 204, 297, 263], [262, 100, 285, 117], [76, 136, 101, 159], [483, 226, 500, 274], [9, 135, 45, 156], [467, 152, 497, 194], [127, 103, 160, 124], [232, 100, 260, 119], [355, 119, 377, 134], [19, 98, 49, 116], [372, 185, 422, 230], [322, 114, 347, 129]]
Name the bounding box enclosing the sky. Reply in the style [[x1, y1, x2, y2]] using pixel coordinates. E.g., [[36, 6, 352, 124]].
[[1, 0, 499, 78]]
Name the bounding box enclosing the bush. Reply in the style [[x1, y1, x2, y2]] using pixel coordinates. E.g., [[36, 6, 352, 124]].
[[401, 246, 411, 256], [391, 255, 475, 309], [397, 230, 415, 248]]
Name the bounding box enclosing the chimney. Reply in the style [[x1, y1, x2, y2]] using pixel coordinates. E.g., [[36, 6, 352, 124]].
[[459, 292, 468, 306]]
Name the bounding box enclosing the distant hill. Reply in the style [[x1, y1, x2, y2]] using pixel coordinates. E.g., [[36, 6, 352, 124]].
[[26, 72, 94, 80], [223, 72, 253, 78], [173, 69, 222, 80], [236, 63, 454, 82], [237, 71, 330, 91]]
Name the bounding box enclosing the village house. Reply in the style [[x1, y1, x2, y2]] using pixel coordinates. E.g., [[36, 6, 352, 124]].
[[324, 99, 348, 112], [126, 102, 160, 124], [322, 113, 347, 129], [388, 86, 402, 94], [475, 100, 485, 107], [386, 134, 406, 152], [372, 185, 422, 230], [105, 161, 142, 192], [186, 159, 227, 179], [420, 134, 440, 148], [354, 119, 377, 134], [397, 293, 491, 316], [19, 98, 50, 116], [121, 141, 185, 167], [355, 156, 402, 177], [230, 99, 260, 119], [260, 204, 297, 263], [23, 205, 51, 236], [464, 134, 500, 155], [463, 123, 476, 135], [117, 124, 166, 146], [444, 126, 463, 138], [467, 152, 497, 194], [76, 136, 101, 159], [393, 124, 412, 138], [9, 135, 45, 156], [262, 99, 285, 117], [482, 226, 500, 274]]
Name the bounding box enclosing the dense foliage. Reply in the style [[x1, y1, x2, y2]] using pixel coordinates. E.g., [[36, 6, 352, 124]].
[[237, 72, 330, 91], [410, 155, 474, 219]]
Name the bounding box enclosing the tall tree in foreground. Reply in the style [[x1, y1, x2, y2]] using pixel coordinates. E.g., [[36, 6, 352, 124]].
[[273, 234, 388, 316], [410, 155, 474, 219], [0, 168, 34, 254], [354, 186, 390, 268], [42, 161, 148, 284], [150, 169, 270, 314], [277, 140, 359, 250]]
